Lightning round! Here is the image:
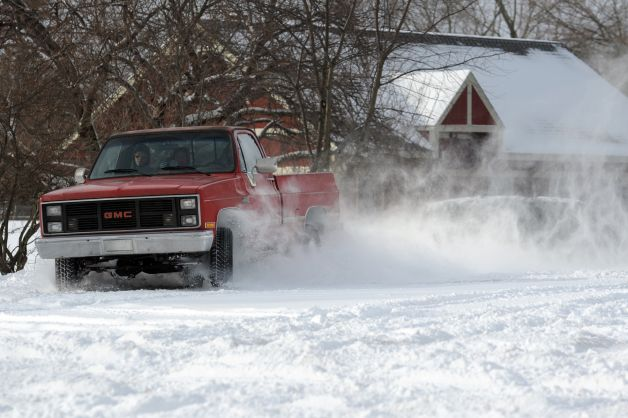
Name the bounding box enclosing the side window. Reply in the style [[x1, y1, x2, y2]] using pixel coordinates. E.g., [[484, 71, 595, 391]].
[[237, 143, 247, 173], [237, 133, 263, 174]]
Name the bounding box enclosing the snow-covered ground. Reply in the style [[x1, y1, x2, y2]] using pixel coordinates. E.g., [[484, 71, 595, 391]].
[[1, 201, 628, 417]]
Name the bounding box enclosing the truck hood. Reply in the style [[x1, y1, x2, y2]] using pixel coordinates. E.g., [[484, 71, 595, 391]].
[[41, 174, 236, 202]]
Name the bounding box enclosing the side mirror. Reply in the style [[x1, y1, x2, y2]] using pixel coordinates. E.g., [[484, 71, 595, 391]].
[[255, 157, 277, 174], [74, 167, 90, 184]]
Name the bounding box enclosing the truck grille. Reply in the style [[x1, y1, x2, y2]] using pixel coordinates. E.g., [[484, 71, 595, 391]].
[[101, 200, 137, 230], [43, 196, 197, 234]]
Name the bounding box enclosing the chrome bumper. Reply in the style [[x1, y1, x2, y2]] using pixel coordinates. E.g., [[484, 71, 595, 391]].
[[35, 231, 214, 259]]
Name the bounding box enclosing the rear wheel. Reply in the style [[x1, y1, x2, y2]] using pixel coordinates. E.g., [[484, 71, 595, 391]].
[[55, 258, 82, 290], [304, 208, 328, 247], [210, 227, 233, 287], [304, 224, 322, 246]]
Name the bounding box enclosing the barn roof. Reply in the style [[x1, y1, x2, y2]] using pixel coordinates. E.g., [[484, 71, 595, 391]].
[[386, 32, 628, 158], [388, 69, 502, 127], [393, 32, 562, 54]]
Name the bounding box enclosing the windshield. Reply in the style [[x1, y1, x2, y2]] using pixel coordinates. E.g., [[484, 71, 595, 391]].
[[90, 131, 234, 179]]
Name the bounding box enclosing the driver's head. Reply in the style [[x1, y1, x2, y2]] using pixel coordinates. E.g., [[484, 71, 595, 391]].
[[133, 144, 150, 167]]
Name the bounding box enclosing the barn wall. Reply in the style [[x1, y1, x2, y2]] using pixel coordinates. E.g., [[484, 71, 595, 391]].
[[471, 88, 495, 125], [442, 93, 467, 125]]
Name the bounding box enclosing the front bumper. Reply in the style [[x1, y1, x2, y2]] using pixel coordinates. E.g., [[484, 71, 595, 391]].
[[35, 230, 214, 259]]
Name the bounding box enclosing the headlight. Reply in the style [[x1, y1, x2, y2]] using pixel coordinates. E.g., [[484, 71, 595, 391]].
[[46, 205, 62, 217], [181, 215, 197, 226], [47, 222, 63, 233], [180, 198, 196, 210]]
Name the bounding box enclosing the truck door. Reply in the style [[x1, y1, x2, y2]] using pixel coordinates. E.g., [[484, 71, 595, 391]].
[[235, 131, 281, 225]]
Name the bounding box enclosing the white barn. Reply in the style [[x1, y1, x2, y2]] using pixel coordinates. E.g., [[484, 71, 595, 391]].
[[380, 33, 628, 195]]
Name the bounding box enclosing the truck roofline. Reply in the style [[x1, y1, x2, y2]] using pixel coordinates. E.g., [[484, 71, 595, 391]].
[[108, 126, 253, 139]]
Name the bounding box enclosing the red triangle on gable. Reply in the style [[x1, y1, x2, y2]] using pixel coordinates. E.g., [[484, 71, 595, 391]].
[[471, 87, 495, 125], [442, 90, 467, 125]]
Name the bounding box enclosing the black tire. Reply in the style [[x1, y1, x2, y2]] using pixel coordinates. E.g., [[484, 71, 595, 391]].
[[210, 227, 233, 287], [304, 208, 327, 247], [55, 258, 82, 290]]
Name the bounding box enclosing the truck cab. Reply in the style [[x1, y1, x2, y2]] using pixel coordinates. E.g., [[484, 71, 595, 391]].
[[36, 127, 339, 289]]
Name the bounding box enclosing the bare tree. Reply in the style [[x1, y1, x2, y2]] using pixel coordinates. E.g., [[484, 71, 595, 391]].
[[263, 0, 364, 171], [541, 0, 628, 54], [413, 0, 552, 39], [359, 0, 415, 146], [0, 28, 76, 273], [0, 1, 162, 272]]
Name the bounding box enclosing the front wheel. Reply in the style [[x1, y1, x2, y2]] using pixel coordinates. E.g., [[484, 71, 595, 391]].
[[55, 258, 82, 290], [210, 227, 233, 287]]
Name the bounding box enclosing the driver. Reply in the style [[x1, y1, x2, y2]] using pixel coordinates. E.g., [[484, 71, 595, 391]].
[[132, 144, 150, 168]]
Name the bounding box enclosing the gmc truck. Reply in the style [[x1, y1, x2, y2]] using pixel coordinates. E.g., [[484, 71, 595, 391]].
[[35, 127, 339, 289]]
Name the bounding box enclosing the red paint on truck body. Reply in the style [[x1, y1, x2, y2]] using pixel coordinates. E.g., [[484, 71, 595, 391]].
[[39, 127, 339, 236]]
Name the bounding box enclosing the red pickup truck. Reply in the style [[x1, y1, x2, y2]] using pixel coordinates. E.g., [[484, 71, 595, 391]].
[[35, 127, 339, 289]]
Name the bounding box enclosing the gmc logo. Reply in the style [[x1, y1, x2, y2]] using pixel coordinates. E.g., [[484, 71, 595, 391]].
[[103, 211, 133, 220]]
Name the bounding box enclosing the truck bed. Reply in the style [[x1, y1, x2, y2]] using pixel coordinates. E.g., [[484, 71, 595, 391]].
[[275, 173, 339, 218]]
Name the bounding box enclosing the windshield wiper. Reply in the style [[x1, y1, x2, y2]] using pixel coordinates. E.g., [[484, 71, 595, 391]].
[[160, 165, 210, 175], [104, 168, 138, 173], [104, 168, 152, 176]]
